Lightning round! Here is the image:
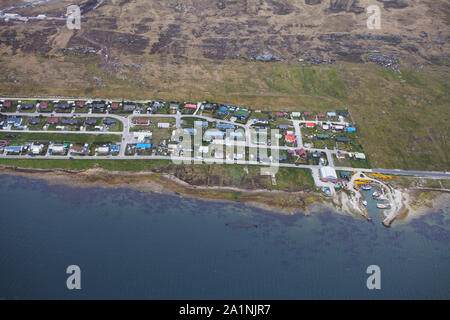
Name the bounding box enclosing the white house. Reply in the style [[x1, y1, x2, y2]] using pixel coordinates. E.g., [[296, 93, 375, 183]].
[[319, 166, 337, 183]]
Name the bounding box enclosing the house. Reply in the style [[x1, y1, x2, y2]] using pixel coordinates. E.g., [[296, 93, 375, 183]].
[[110, 145, 120, 153], [55, 104, 71, 111], [333, 125, 345, 131], [204, 130, 225, 140], [218, 106, 228, 116], [337, 110, 349, 117], [303, 111, 312, 117], [320, 166, 338, 183], [285, 134, 296, 143], [38, 102, 50, 111], [276, 112, 288, 117], [2, 101, 11, 109], [322, 124, 330, 130], [254, 118, 269, 125], [317, 113, 325, 118], [5, 145, 23, 154], [134, 119, 149, 125], [157, 122, 170, 128], [169, 103, 179, 111], [216, 123, 235, 130], [76, 101, 85, 108], [123, 104, 136, 112], [50, 145, 66, 154], [336, 152, 346, 159], [20, 103, 34, 110], [92, 103, 105, 111], [96, 146, 110, 154], [232, 112, 249, 120], [346, 127, 356, 133], [47, 117, 59, 125], [327, 112, 337, 118], [229, 131, 244, 138], [305, 122, 315, 128], [85, 119, 97, 126], [28, 118, 41, 126], [278, 124, 289, 130], [30, 144, 44, 155], [296, 148, 307, 159], [7, 117, 22, 126], [203, 104, 214, 111], [103, 119, 116, 126], [184, 104, 197, 109], [291, 112, 301, 117], [136, 143, 151, 150], [110, 103, 119, 110], [354, 153, 366, 161], [70, 144, 88, 154], [335, 136, 349, 143], [61, 119, 78, 126]]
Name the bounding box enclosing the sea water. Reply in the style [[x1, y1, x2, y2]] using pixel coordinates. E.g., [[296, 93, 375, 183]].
[[0, 174, 448, 299]]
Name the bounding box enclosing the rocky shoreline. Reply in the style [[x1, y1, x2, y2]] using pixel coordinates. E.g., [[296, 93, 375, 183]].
[[1, 164, 447, 226]]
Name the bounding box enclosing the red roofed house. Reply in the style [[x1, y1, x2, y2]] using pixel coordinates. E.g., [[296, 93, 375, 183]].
[[2, 101, 11, 108], [185, 104, 197, 109], [39, 102, 49, 111], [295, 148, 307, 159], [110, 103, 119, 110], [303, 111, 312, 117], [317, 113, 325, 118], [285, 134, 296, 143], [134, 119, 149, 125], [276, 112, 288, 117], [305, 122, 315, 128], [75, 101, 85, 108], [47, 117, 59, 125]]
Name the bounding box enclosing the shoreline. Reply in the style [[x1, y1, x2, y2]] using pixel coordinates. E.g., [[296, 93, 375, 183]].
[[0, 165, 447, 225]]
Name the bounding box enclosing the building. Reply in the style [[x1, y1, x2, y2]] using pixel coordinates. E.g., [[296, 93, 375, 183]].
[[184, 104, 197, 109], [103, 119, 116, 126], [317, 113, 325, 118], [38, 102, 50, 112], [216, 123, 235, 130], [218, 106, 228, 116], [28, 118, 41, 126], [316, 134, 329, 140], [110, 145, 120, 153], [285, 134, 296, 143], [110, 103, 119, 111], [7, 118, 22, 126], [20, 103, 34, 110], [354, 153, 366, 161], [96, 146, 110, 154], [157, 122, 170, 128], [327, 112, 337, 117], [278, 124, 289, 130], [30, 144, 44, 155], [50, 145, 65, 154], [305, 122, 315, 128], [5, 145, 23, 154], [76, 101, 85, 108], [194, 121, 208, 128], [291, 112, 301, 117], [85, 119, 97, 126], [61, 119, 78, 126], [136, 143, 151, 150], [303, 111, 312, 117], [296, 148, 307, 159], [2, 101, 11, 109], [320, 166, 338, 183], [335, 136, 349, 143], [134, 119, 149, 125], [346, 127, 356, 133], [55, 103, 71, 111]]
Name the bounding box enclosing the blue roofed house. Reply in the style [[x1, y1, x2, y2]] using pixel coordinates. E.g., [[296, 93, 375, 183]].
[[7, 117, 22, 127], [346, 127, 356, 133], [183, 128, 197, 135], [136, 143, 151, 150], [5, 145, 23, 154], [110, 145, 120, 153], [216, 123, 235, 130], [218, 105, 228, 116]]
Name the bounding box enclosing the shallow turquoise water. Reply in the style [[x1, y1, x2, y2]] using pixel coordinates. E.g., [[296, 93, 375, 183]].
[[0, 174, 448, 299]]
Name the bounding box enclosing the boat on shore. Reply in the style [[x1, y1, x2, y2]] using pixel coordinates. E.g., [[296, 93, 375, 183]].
[[377, 203, 391, 209], [361, 185, 372, 191], [362, 200, 368, 206], [372, 191, 380, 198]]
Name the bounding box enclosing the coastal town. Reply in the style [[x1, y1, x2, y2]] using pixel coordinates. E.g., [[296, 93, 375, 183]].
[[0, 97, 449, 226]]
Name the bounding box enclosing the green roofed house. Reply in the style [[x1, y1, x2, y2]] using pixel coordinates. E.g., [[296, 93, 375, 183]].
[[335, 136, 349, 143], [339, 171, 351, 179], [316, 134, 329, 140]]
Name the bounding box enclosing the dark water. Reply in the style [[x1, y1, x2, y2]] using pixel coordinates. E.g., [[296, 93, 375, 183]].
[[0, 174, 449, 299]]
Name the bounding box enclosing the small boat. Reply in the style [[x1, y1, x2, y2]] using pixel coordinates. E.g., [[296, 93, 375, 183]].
[[362, 200, 368, 206], [372, 191, 380, 198], [377, 203, 391, 209], [361, 185, 372, 191]]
